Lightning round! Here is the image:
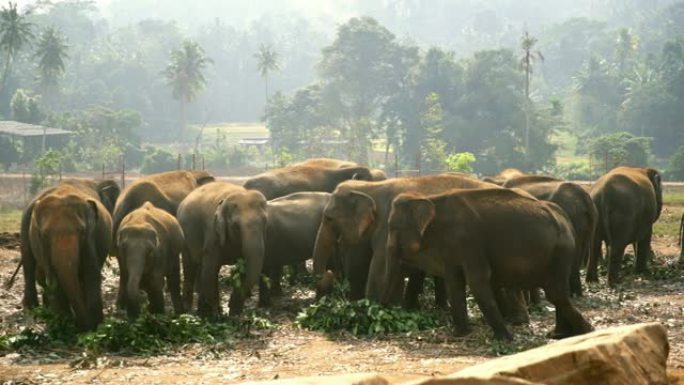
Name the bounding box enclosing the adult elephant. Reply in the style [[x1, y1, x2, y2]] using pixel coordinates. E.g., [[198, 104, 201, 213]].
[[384, 189, 593, 340], [117, 202, 184, 319], [178, 182, 267, 318], [589, 166, 662, 287], [258, 192, 331, 307], [244, 164, 374, 200], [21, 179, 118, 330], [111, 170, 214, 307], [111, 170, 214, 239], [503, 175, 597, 296], [312, 174, 500, 303]]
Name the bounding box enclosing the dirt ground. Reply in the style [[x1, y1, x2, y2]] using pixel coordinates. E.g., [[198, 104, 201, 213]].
[[0, 213, 683, 384]]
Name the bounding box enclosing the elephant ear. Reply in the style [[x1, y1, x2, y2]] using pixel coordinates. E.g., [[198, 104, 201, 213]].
[[347, 167, 373, 181], [96, 180, 121, 214], [646, 168, 663, 219], [349, 190, 376, 239], [195, 172, 215, 186], [410, 198, 436, 237]]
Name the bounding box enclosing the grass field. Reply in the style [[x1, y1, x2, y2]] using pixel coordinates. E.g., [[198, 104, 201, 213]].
[[0, 209, 21, 233], [189, 122, 269, 145]]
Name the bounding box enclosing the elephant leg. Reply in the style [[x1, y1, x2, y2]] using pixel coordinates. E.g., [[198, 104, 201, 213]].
[[167, 258, 183, 314], [586, 238, 602, 283], [433, 276, 447, 309], [270, 265, 283, 297], [497, 288, 529, 325], [544, 283, 593, 339], [403, 270, 424, 310], [464, 262, 512, 341], [528, 288, 542, 306], [146, 276, 166, 315], [182, 249, 198, 312], [197, 256, 221, 319], [288, 261, 307, 285], [116, 255, 128, 310], [258, 271, 271, 308], [444, 267, 470, 336], [21, 251, 39, 310], [635, 229, 654, 274], [607, 242, 627, 288], [569, 262, 583, 297]]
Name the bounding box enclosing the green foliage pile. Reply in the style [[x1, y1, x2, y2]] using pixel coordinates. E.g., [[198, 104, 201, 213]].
[[0, 308, 272, 355], [296, 297, 443, 336]]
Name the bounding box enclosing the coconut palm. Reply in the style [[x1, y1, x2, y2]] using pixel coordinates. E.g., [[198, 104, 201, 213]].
[[519, 29, 543, 151], [254, 43, 280, 105], [34, 26, 68, 106], [163, 39, 211, 146], [0, 2, 34, 95]]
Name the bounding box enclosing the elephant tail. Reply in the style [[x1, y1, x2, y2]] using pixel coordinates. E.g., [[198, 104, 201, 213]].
[[597, 194, 612, 248]]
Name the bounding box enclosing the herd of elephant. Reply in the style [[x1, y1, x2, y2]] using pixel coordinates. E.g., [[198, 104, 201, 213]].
[[17, 157, 663, 341]]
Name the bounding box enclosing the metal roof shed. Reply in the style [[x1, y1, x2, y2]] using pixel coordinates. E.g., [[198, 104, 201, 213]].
[[0, 121, 73, 155]]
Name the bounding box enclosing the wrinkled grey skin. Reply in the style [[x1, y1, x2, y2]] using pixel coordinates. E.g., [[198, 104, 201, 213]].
[[258, 192, 331, 307], [384, 189, 593, 340], [22, 179, 117, 331], [503, 175, 598, 297], [117, 202, 184, 319], [312, 174, 501, 303], [178, 182, 267, 318], [589, 166, 662, 287]]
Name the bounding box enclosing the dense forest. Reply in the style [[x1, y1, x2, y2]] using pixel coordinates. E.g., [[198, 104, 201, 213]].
[[0, 0, 684, 179]]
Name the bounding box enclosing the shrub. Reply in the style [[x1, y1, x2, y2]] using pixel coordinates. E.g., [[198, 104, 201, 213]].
[[140, 147, 177, 174], [552, 160, 592, 180], [446, 152, 476, 173], [668, 145, 684, 181], [295, 296, 443, 336]]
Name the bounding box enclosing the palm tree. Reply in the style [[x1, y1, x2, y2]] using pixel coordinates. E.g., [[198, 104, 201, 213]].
[[163, 39, 211, 147], [615, 28, 638, 76], [254, 43, 280, 106], [0, 2, 33, 95], [34, 26, 68, 107], [519, 29, 543, 152]]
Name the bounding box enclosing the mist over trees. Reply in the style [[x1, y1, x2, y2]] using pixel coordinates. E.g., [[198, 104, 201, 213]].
[[1, 0, 684, 178]]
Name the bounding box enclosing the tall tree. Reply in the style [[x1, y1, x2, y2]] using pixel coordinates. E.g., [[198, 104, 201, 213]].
[[319, 17, 418, 164], [163, 39, 211, 148], [34, 26, 68, 107], [519, 29, 543, 151], [0, 2, 33, 96], [254, 43, 280, 106], [615, 28, 638, 75]]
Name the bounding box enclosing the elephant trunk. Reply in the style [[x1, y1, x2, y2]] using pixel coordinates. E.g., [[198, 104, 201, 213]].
[[229, 223, 265, 316], [312, 219, 337, 297], [50, 234, 89, 330], [382, 240, 402, 306], [125, 250, 146, 319]]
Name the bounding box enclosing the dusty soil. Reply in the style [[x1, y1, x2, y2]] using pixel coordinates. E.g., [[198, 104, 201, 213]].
[[0, 220, 682, 384]]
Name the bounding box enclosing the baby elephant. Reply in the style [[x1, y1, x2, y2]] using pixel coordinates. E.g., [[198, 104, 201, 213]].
[[117, 202, 184, 319], [259, 192, 331, 306], [385, 188, 593, 340]]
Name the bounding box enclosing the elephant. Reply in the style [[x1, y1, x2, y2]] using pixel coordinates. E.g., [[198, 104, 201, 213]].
[[116, 202, 184, 319], [290, 158, 360, 169], [482, 168, 526, 186], [384, 189, 594, 340], [21, 179, 118, 330], [178, 182, 267, 318], [111, 170, 214, 307], [258, 192, 331, 307], [503, 175, 598, 297], [312, 173, 501, 304], [243, 164, 374, 200], [589, 166, 662, 287]]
